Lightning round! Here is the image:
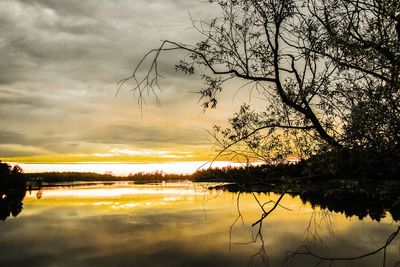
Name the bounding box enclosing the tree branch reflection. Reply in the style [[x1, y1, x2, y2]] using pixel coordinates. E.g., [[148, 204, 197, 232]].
[[221, 181, 400, 267], [287, 225, 400, 267]]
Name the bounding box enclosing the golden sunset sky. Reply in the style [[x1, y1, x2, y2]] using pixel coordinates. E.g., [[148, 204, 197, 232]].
[[0, 0, 264, 164]]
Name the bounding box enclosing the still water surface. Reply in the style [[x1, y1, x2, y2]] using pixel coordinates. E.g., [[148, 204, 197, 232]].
[[1, 182, 399, 266]]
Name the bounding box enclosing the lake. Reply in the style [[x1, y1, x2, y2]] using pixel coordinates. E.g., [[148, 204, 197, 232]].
[[1, 182, 399, 267]]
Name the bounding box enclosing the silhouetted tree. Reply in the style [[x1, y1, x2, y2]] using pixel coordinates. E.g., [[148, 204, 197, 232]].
[[122, 0, 399, 164], [0, 161, 26, 220], [0, 161, 25, 188]]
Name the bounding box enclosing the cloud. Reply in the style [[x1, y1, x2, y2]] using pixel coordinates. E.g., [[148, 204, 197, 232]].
[[0, 130, 31, 145], [0, 144, 51, 157], [0, 0, 244, 161], [85, 124, 209, 147], [0, 0, 216, 84], [92, 149, 194, 159]]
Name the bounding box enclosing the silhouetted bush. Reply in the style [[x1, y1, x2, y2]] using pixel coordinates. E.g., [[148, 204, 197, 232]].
[[0, 161, 25, 188], [0, 161, 26, 220]]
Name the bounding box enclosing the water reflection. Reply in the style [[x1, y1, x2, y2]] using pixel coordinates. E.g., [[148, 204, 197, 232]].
[[0, 188, 26, 221], [0, 182, 399, 267], [297, 190, 400, 221], [235, 191, 400, 267], [286, 225, 400, 266], [217, 181, 400, 222], [212, 182, 400, 266]]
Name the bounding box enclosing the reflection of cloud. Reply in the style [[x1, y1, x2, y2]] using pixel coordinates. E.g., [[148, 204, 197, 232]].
[[5, 186, 399, 267], [27, 185, 207, 199], [111, 203, 140, 209]]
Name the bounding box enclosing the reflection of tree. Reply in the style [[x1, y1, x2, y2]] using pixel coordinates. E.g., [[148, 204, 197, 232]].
[[229, 188, 290, 266], [218, 182, 400, 222], [303, 210, 336, 247], [225, 185, 400, 266], [251, 189, 289, 227], [287, 225, 400, 267], [0, 189, 26, 221], [0, 161, 26, 221], [248, 191, 290, 267], [295, 189, 400, 222]]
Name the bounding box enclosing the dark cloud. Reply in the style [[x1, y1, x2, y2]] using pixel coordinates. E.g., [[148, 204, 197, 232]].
[[0, 0, 213, 84], [0, 146, 40, 157], [0, 130, 31, 145], [0, 129, 82, 157]]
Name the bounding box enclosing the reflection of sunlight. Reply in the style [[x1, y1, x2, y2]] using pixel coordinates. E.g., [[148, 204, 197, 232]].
[[24, 184, 209, 212], [163, 197, 181, 201], [91, 196, 193, 210], [7, 182, 400, 267], [111, 203, 140, 209], [25, 184, 208, 200], [93, 201, 114, 206]]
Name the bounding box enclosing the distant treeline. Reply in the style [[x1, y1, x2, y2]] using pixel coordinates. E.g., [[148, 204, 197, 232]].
[[20, 162, 312, 184], [192, 163, 305, 183], [4, 150, 400, 186], [23, 171, 191, 184], [18, 157, 396, 185]]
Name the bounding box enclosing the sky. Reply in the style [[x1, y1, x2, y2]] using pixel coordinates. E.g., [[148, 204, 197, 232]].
[[0, 0, 259, 164]]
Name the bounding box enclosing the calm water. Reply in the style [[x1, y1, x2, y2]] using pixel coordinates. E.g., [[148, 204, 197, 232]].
[[1, 182, 399, 267]]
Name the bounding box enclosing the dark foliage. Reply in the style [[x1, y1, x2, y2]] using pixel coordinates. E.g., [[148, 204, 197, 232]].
[[0, 161, 26, 221], [123, 0, 400, 179]]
